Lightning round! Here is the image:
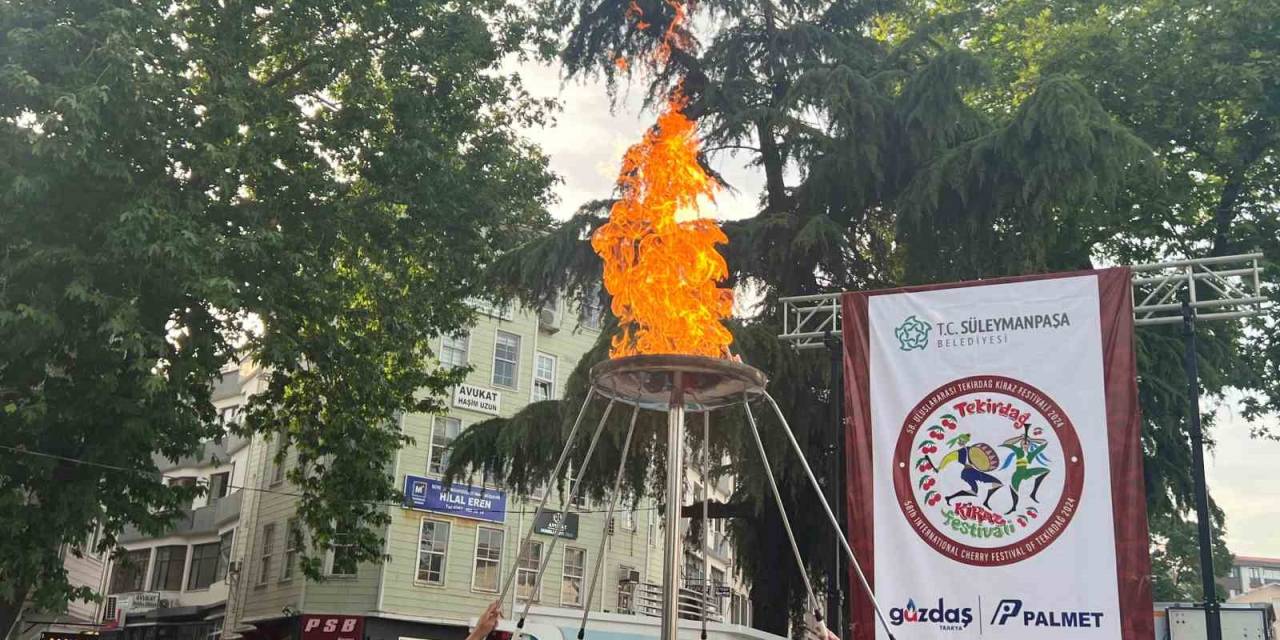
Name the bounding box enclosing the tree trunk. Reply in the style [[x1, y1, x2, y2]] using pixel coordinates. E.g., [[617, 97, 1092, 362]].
[[0, 592, 28, 640], [749, 502, 792, 635], [1211, 177, 1242, 257], [758, 121, 788, 214]]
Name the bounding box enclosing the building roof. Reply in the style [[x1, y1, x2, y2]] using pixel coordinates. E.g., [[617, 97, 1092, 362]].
[[1236, 556, 1280, 567], [1229, 583, 1280, 605]]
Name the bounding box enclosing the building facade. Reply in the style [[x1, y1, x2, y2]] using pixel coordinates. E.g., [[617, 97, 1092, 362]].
[[87, 299, 750, 640], [223, 299, 750, 640], [96, 360, 262, 640], [17, 537, 111, 640], [1225, 556, 1280, 598]]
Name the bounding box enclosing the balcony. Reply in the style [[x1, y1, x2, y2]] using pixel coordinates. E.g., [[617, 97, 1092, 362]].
[[156, 434, 250, 473], [618, 582, 723, 623], [120, 490, 241, 544]]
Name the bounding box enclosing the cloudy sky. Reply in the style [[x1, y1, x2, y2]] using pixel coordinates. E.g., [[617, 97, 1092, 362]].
[[514, 61, 765, 223], [516, 59, 1280, 561]]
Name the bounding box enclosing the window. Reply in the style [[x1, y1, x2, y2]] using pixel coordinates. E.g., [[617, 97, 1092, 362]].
[[169, 476, 197, 509], [440, 332, 469, 368], [150, 545, 187, 591], [533, 353, 556, 401], [562, 547, 586, 606], [428, 417, 462, 475], [416, 519, 449, 585], [683, 551, 704, 584], [516, 540, 543, 602], [257, 524, 275, 586], [527, 483, 548, 502], [109, 549, 151, 594], [281, 518, 299, 581], [209, 471, 231, 499], [579, 295, 604, 330], [214, 531, 234, 582], [472, 527, 504, 592], [647, 510, 656, 546], [493, 331, 521, 388], [620, 510, 635, 531], [219, 405, 241, 426], [269, 439, 285, 486], [711, 566, 726, 596], [617, 565, 637, 611], [565, 469, 589, 509], [730, 593, 750, 626], [328, 528, 357, 577], [187, 542, 221, 590]]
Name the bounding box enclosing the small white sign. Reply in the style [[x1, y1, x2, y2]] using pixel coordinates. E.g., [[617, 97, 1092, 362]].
[[120, 592, 160, 612], [453, 383, 500, 415]]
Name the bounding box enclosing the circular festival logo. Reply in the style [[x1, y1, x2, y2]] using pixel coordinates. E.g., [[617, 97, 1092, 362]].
[[893, 375, 1084, 567]]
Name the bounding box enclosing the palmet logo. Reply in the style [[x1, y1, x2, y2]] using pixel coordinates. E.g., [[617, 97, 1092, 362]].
[[888, 598, 973, 631]]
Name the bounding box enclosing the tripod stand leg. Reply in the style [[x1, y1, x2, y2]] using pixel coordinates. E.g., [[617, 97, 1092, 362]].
[[763, 392, 896, 640], [576, 405, 641, 638], [510, 398, 617, 640]]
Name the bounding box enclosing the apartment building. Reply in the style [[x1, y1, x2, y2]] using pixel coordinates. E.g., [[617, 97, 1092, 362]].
[[90, 298, 750, 640], [17, 536, 111, 640], [1225, 556, 1280, 598], [93, 360, 262, 640]]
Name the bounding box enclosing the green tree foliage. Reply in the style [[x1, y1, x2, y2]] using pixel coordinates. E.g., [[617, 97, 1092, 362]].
[[447, 0, 1278, 629], [0, 0, 554, 627], [906, 0, 1279, 600]]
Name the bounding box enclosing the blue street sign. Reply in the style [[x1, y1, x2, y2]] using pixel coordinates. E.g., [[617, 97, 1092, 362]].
[[402, 475, 506, 523]]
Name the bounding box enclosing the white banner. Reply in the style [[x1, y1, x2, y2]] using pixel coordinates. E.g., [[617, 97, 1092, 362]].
[[866, 275, 1120, 639]]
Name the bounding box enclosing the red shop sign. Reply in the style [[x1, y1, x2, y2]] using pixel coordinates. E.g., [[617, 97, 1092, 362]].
[[301, 616, 364, 640]]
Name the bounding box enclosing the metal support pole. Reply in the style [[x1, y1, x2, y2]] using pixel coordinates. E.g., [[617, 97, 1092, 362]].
[[577, 406, 641, 638], [511, 399, 617, 640], [700, 410, 711, 639], [762, 392, 896, 640], [741, 398, 822, 622], [498, 388, 599, 604], [661, 372, 686, 640], [1183, 299, 1222, 640], [823, 331, 846, 638]]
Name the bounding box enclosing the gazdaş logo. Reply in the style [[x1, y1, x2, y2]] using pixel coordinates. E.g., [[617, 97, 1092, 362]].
[[893, 375, 1085, 566], [895, 315, 931, 351], [991, 599, 1105, 629], [888, 598, 973, 631]]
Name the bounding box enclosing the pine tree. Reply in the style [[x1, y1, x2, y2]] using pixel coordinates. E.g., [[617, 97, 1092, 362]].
[[444, 0, 1181, 633]]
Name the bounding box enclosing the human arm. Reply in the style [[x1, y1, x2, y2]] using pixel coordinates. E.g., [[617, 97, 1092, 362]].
[[465, 601, 502, 640]]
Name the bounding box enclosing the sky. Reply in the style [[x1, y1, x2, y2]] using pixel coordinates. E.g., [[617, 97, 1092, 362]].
[[514, 59, 1280, 561], [1206, 397, 1280, 559]]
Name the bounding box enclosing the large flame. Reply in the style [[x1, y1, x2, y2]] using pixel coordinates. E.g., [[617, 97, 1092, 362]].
[[592, 1, 734, 359]]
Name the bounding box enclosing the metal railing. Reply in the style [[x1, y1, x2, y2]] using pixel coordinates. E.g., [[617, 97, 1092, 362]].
[[618, 581, 724, 622]]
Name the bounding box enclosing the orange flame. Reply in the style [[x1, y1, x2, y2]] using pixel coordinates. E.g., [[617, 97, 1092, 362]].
[[591, 0, 733, 359]]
